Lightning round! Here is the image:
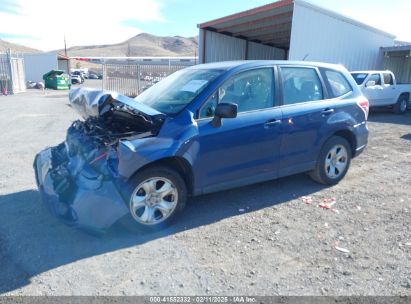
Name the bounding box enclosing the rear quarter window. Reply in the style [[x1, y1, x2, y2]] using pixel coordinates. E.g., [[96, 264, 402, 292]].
[[383, 73, 394, 85], [324, 70, 352, 97]]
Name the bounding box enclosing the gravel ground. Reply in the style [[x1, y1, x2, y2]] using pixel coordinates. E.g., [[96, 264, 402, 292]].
[[0, 85, 410, 296]]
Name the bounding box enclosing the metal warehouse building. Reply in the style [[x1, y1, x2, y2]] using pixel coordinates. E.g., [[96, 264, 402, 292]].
[[23, 52, 70, 83], [198, 0, 396, 71]]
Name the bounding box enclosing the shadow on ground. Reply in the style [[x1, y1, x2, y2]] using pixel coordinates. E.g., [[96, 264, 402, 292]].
[[368, 108, 411, 125], [0, 173, 324, 293], [401, 133, 411, 141]]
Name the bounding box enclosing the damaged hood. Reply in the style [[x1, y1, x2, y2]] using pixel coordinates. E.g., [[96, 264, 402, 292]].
[[69, 88, 165, 120]]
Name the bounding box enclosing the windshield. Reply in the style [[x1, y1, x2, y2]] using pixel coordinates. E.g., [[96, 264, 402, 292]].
[[351, 73, 369, 85], [135, 68, 224, 115]]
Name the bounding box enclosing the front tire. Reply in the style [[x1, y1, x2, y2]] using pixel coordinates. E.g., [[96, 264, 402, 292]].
[[309, 136, 352, 185], [120, 165, 187, 233], [393, 95, 408, 114]]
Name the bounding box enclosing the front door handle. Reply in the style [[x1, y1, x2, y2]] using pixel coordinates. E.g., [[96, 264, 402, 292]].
[[264, 119, 282, 127], [322, 108, 335, 115]]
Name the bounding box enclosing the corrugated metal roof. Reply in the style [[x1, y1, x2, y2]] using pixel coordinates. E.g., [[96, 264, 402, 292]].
[[381, 45, 411, 52], [198, 0, 396, 50], [198, 0, 293, 49]]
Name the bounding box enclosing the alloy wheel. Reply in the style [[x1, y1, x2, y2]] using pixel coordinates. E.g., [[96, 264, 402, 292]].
[[324, 144, 348, 179], [129, 177, 178, 225]]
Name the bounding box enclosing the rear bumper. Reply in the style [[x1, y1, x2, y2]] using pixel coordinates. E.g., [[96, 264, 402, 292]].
[[353, 122, 369, 157], [34, 146, 129, 232]]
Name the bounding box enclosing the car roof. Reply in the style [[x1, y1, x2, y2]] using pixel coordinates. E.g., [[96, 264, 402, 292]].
[[351, 70, 392, 74], [188, 60, 347, 72]]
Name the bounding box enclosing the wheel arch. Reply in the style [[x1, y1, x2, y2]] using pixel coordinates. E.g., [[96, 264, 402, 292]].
[[329, 129, 357, 157], [398, 92, 410, 101], [129, 156, 195, 195]]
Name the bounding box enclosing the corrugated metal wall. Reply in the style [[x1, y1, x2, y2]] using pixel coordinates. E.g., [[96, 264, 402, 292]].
[[289, 2, 395, 71], [23, 53, 58, 82], [201, 30, 286, 63], [383, 52, 411, 83], [204, 31, 246, 62], [58, 59, 70, 74], [248, 42, 286, 60]]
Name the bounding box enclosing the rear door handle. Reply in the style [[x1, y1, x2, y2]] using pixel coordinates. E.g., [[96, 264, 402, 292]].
[[264, 119, 282, 127], [322, 108, 335, 115]]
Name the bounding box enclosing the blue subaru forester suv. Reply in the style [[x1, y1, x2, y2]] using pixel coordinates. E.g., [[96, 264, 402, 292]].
[[34, 61, 369, 233]]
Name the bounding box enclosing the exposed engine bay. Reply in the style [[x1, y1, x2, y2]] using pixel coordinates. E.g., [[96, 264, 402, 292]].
[[34, 88, 166, 230]]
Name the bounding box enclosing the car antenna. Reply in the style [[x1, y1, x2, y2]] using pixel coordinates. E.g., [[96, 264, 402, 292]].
[[302, 54, 309, 61]]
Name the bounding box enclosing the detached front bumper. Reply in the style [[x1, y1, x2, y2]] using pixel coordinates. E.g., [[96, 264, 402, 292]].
[[34, 146, 129, 232]]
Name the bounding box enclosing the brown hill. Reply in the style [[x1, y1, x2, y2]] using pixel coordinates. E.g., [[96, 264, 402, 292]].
[[65, 33, 198, 57], [0, 38, 40, 53]]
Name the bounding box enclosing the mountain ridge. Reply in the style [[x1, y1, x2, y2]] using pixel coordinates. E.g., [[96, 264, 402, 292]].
[[0, 38, 40, 53], [64, 33, 198, 57], [1, 33, 198, 57]]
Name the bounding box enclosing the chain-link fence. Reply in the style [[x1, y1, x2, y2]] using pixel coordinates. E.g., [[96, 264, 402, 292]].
[[102, 60, 195, 97], [0, 50, 26, 95]]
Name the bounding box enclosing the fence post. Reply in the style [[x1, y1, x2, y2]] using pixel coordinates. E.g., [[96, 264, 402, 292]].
[[137, 64, 141, 94], [6, 49, 14, 95], [101, 60, 105, 90]]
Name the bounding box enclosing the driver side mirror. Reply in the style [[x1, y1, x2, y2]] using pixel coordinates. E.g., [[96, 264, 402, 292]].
[[365, 80, 376, 87], [211, 102, 238, 128]]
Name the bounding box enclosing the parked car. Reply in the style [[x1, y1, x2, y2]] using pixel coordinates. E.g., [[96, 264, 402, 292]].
[[88, 73, 99, 79], [34, 61, 369, 233], [70, 74, 82, 84], [72, 71, 85, 83], [350, 70, 411, 114]]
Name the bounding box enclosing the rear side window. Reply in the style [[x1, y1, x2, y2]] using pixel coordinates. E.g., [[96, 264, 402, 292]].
[[280, 67, 323, 105], [383, 73, 394, 85], [325, 70, 352, 97]]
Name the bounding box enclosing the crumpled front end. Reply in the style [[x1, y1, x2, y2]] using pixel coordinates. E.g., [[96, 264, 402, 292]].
[[34, 136, 129, 232], [33, 88, 166, 232]]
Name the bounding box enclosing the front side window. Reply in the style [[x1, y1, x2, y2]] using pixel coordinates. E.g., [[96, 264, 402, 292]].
[[368, 73, 381, 85], [281, 67, 323, 105], [218, 68, 274, 113], [198, 68, 274, 118], [325, 70, 352, 97]]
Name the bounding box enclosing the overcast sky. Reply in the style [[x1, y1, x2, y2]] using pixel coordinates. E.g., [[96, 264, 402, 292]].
[[0, 0, 410, 51]]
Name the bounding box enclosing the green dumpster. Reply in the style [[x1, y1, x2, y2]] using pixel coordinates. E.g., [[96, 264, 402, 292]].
[[43, 70, 70, 90]]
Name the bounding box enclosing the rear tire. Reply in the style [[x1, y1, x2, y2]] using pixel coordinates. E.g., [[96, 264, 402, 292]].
[[309, 136, 352, 185], [393, 95, 408, 114], [120, 165, 187, 233]]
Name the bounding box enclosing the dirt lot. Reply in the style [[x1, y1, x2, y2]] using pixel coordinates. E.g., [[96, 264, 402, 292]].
[[0, 85, 410, 296]]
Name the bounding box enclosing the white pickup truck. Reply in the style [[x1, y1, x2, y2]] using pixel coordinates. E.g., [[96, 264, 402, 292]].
[[350, 70, 411, 114]]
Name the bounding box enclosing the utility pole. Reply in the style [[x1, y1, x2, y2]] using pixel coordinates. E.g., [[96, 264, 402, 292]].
[[64, 36, 67, 56]]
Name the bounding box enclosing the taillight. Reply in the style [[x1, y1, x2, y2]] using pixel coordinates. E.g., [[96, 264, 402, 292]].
[[357, 96, 369, 120]]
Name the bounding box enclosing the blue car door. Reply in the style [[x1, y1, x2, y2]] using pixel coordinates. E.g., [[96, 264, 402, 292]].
[[193, 67, 283, 193], [277, 65, 332, 176]]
